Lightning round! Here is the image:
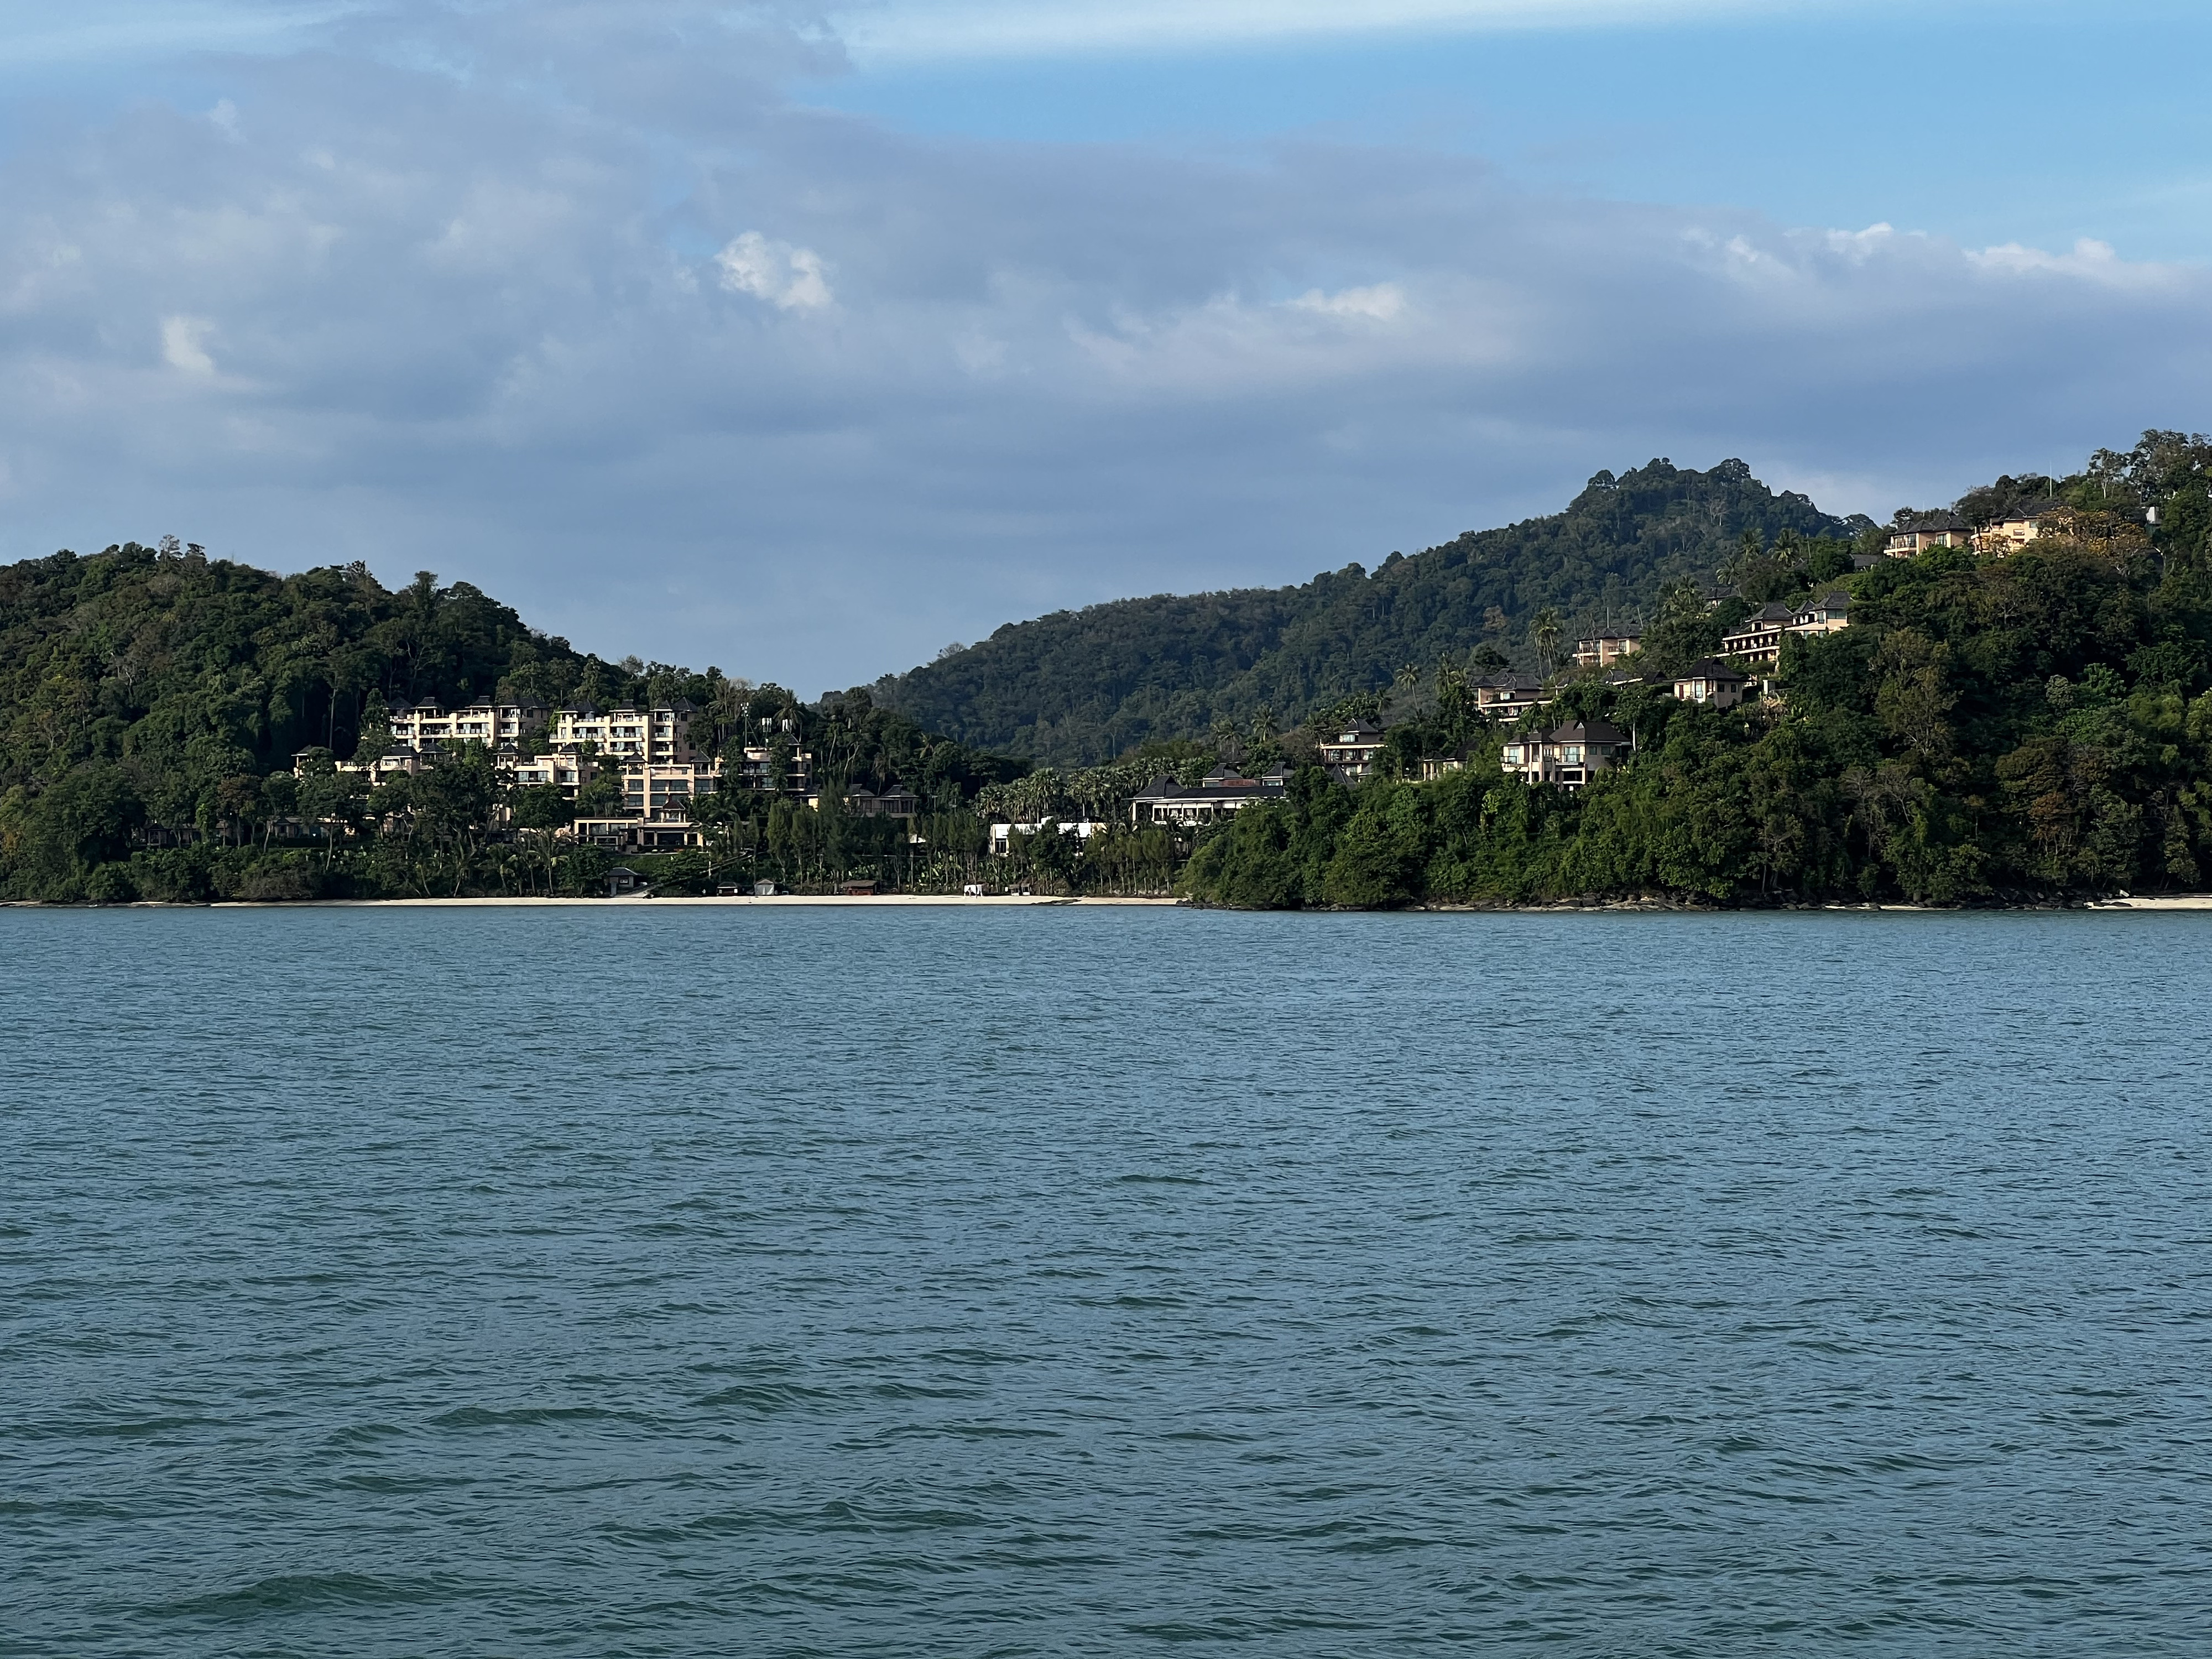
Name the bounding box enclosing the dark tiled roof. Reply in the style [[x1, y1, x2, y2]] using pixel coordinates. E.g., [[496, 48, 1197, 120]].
[[1679, 658, 1750, 682], [1544, 720, 1627, 745]]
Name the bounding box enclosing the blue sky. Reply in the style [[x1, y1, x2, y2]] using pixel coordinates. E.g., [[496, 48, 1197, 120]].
[[1, 0, 2206, 692]]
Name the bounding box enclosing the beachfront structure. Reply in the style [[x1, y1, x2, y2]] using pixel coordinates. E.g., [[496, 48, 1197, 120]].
[[1317, 722, 1389, 780], [1500, 720, 1630, 790], [622, 761, 720, 821], [573, 813, 703, 852], [988, 819, 1107, 855], [1131, 766, 1290, 826], [1572, 630, 1642, 669], [1673, 659, 1751, 708]]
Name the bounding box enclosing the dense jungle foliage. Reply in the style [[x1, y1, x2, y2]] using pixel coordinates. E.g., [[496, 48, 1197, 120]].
[[1186, 433, 2212, 907], [9, 431, 2210, 907], [874, 457, 1864, 763], [0, 542, 1025, 902]]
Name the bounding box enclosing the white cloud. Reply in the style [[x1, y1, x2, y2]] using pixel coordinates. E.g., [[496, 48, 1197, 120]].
[[1968, 236, 2183, 289], [1289, 283, 1407, 321], [160, 315, 216, 375], [841, 0, 1800, 61], [0, 1, 2200, 693], [715, 231, 835, 310]]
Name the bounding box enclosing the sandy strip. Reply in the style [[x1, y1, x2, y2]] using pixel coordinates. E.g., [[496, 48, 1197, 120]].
[[204, 893, 1183, 909]]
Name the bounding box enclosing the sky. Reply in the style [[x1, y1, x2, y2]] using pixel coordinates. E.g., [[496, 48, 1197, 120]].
[[1, 1, 2207, 693]]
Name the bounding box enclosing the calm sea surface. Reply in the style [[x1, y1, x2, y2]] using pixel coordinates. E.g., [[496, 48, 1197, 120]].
[[4, 906, 2210, 1656]]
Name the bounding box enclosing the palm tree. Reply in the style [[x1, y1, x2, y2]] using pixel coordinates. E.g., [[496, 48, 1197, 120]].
[[1533, 608, 1563, 679]]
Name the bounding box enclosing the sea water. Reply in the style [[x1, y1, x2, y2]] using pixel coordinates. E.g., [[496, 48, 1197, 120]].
[[3, 906, 2209, 1656]]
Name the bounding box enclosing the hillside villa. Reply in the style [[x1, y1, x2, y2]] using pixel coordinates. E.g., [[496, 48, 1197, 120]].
[[1500, 720, 1630, 790], [1316, 722, 1389, 780], [1572, 630, 1642, 668]]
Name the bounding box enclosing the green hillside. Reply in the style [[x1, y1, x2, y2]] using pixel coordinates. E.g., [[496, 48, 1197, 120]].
[[0, 543, 1020, 901], [1185, 432, 2212, 909], [872, 457, 1867, 763]]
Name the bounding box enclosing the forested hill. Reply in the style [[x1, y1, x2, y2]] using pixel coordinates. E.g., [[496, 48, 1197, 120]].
[[0, 544, 603, 794], [872, 458, 1865, 764]]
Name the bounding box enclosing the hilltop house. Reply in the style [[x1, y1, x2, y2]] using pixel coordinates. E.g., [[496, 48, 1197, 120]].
[[1974, 500, 2072, 555], [1500, 720, 1630, 790], [1673, 659, 1751, 708], [1720, 593, 1853, 666], [1885, 513, 1973, 558], [1317, 722, 1389, 780], [1719, 601, 1799, 666], [1475, 674, 1550, 721], [1572, 630, 1642, 669], [1792, 591, 1852, 636]]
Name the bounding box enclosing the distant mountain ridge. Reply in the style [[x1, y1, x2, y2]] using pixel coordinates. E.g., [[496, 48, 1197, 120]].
[[871, 458, 1864, 764]]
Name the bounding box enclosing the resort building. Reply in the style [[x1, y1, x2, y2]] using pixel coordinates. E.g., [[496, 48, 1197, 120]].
[[1884, 514, 1973, 558], [383, 699, 548, 751], [1475, 674, 1551, 721], [1974, 500, 2071, 555], [573, 814, 703, 852], [1500, 720, 1630, 790], [1130, 766, 1290, 826], [732, 745, 816, 796], [805, 784, 920, 819], [1572, 630, 1642, 669], [1720, 593, 1856, 666], [622, 761, 720, 821], [988, 819, 1107, 855], [1673, 659, 1751, 708], [549, 701, 704, 764], [1317, 722, 1389, 780], [506, 753, 597, 797], [1791, 591, 1852, 637], [1719, 602, 1799, 666]]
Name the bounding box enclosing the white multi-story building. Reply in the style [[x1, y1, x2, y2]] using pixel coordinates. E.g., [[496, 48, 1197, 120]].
[[384, 699, 548, 751], [549, 701, 702, 764]]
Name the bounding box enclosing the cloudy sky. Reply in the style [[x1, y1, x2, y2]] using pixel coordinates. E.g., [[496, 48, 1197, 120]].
[[2, 1, 2207, 692]]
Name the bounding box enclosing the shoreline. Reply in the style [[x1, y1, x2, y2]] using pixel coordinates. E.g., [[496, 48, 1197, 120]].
[[204, 893, 1186, 909], [11, 894, 2212, 913]]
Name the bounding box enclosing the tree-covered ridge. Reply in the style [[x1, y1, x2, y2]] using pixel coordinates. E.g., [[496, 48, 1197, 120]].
[[1185, 438, 2212, 909], [0, 541, 589, 790], [0, 541, 1028, 901], [873, 457, 1863, 764]]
